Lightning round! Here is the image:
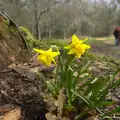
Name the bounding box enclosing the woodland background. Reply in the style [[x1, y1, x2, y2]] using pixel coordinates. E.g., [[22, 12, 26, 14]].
[[1, 0, 120, 40]]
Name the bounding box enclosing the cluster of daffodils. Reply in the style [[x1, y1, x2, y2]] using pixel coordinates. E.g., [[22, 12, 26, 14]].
[[33, 34, 91, 66]]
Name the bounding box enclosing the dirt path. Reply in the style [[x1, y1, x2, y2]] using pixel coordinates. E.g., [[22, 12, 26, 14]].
[[90, 37, 120, 59]]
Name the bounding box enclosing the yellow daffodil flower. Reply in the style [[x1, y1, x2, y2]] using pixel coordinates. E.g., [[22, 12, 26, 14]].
[[33, 48, 60, 66], [64, 34, 91, 58]]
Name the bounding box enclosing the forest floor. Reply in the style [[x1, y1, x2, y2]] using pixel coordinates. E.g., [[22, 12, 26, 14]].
[[90, 36, 120, 59]]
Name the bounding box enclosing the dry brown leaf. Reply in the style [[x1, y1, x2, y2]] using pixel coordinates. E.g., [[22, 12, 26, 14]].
[[8, 63, 16, 69], [45, 113, 70, 120], [95, 61, 103, 65], [45, 113, 58, 120], [95, 61, 110, 70], [0, 116, 3, 120], [46, 99, 56, 112], [2, 107, 21, 120], [62, 117, 70, 120], [86, 116, 99, 120], [57, 89, 65, 119], [0, 104, 14, 113]]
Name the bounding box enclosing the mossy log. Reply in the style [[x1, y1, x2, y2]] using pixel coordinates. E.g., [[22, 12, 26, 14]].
[[0, 11, 29, 66]]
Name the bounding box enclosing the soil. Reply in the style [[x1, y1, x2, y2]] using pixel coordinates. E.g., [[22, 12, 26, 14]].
[[0, 61, 54, 120]]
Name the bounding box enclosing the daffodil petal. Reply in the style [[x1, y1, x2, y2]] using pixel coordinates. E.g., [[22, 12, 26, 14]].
[[72, 34, 84, 44], [52, 58, 56, 65], [68, 48, 76, 54], [81, 38, 88, 43], [82, 44, 91, 49], [46, 57, 52, 66], [48, 48, 52, 52], [52, 51, 60, 57], [76, 47, 85, 55], [37, 55, 46, 64], [72, 34, 79, 43], [64, 45, 72, 49], [76, 53, 81, 58], [34, 48, 45, 54]]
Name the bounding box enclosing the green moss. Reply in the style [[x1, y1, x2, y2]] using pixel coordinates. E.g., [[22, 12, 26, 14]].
[[0, 18, 8, 36], [3, 19, 9, 25], [19, 26, 37, 48], [19, 26, 69, 50], [10, 27, 16, 33]]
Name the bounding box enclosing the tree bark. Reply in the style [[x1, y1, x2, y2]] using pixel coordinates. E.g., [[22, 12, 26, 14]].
[[48, 27, 52, 38], [33, 0, 41, 40]]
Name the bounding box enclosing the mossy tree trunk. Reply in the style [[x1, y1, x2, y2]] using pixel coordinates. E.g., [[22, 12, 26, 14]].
[[0, 14, 29, 65]]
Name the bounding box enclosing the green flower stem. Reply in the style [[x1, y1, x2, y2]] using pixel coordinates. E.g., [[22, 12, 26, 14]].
[[55, 60, 59, 87], [58, 55, 64, 88], [63, 55, 73, 85], [55, 65, 59, 82], [62, 55, 73, 106], [58, 55, 64, 72], [67, 68, 73, 106]]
